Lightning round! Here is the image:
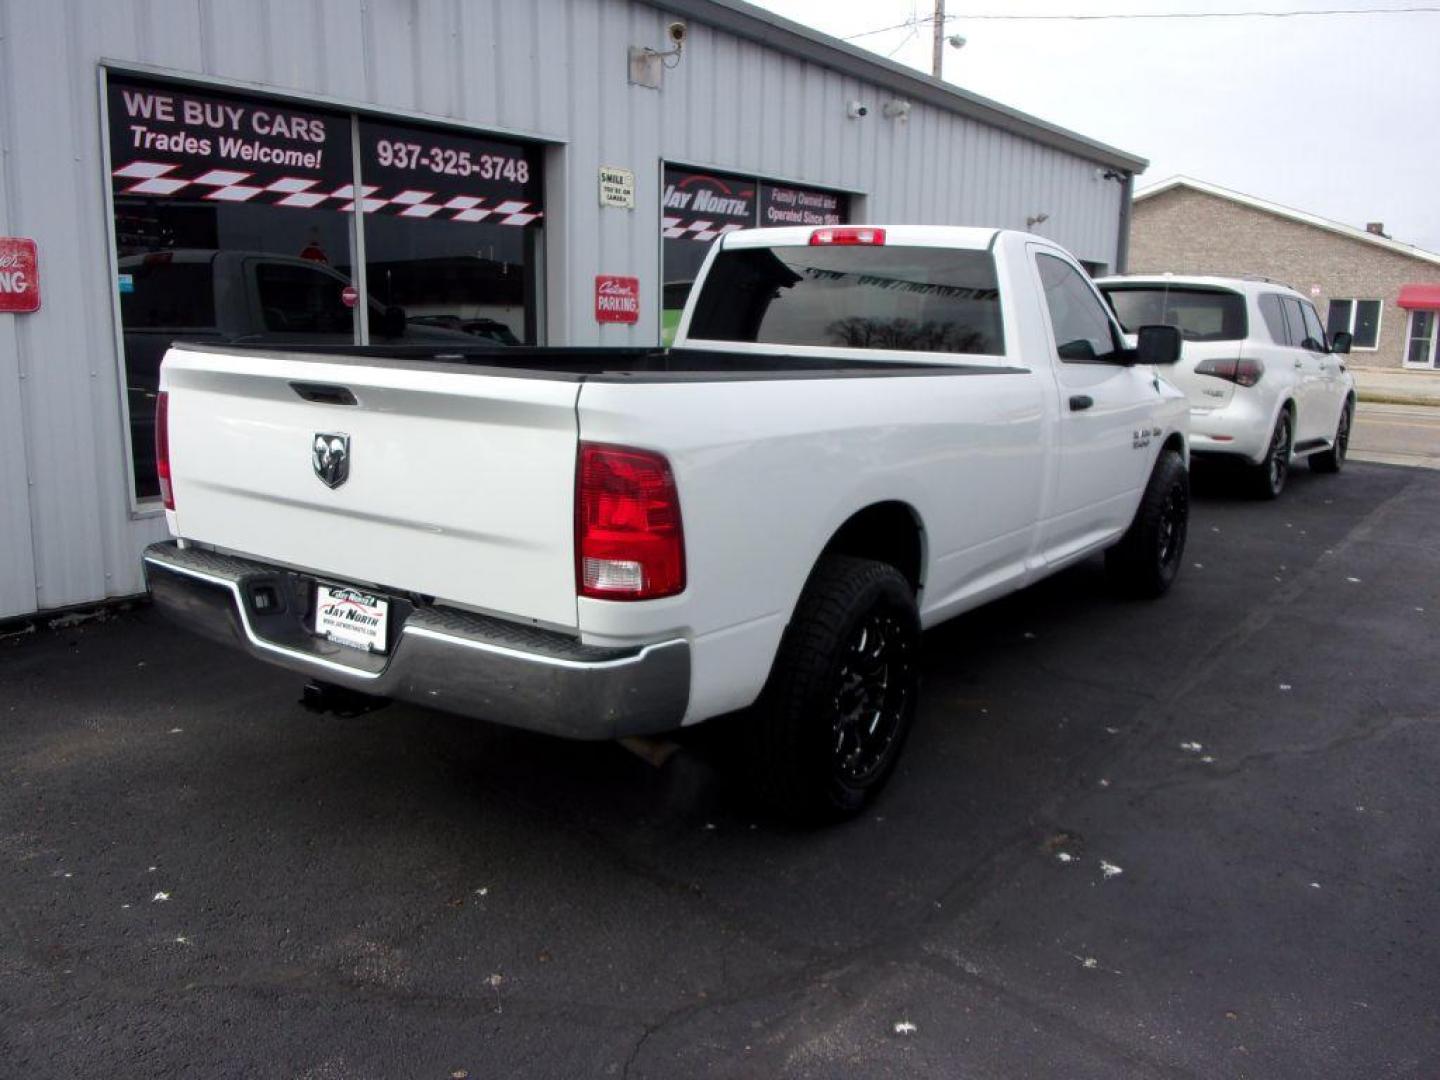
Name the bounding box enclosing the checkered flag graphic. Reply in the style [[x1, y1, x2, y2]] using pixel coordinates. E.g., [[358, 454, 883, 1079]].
[[662, 217, 747, 242], [112, 162, 542, 226]]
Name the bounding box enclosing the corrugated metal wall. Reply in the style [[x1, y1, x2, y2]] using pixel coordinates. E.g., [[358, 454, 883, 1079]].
[[0, 0, 1133, 620]]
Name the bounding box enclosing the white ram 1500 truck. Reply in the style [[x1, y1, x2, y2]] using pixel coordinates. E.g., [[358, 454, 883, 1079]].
[[144, 226, 1189, 820]]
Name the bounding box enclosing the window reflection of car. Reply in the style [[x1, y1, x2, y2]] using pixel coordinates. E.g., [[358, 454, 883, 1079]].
[[408, 314, 521, 346], [118, 249, 473, 498]]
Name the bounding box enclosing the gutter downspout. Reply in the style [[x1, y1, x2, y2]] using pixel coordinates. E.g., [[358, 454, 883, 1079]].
[[1115, 172, 1134, 273]]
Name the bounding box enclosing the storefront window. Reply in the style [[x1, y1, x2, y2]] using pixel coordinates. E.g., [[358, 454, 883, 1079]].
[[358, 120, 542, 346], [660, 165, 846, 343], [106, 75, 545, 503]]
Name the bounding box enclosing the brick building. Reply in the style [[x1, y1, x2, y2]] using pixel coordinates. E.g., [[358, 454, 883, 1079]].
[[1127, 176, 1440, 372]]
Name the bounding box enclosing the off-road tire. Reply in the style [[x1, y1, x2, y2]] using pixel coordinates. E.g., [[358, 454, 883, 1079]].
[[1105, 449, 1189, 599], [1309, 398, 1352, 474], [745, 555, 920, 823]]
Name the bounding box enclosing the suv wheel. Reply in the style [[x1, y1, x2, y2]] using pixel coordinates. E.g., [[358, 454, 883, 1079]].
[[1250, 409, 1292, 499], [1309, 400, 1352, 474]]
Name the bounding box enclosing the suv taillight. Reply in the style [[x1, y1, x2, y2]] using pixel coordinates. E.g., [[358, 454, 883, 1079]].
[[576, 443, 685, 601], [155, 390, 174, 510], [1195, 357, 1264, 388]]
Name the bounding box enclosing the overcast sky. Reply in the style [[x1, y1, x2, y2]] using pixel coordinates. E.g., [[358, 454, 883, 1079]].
[[750, 0, 1440, 253]]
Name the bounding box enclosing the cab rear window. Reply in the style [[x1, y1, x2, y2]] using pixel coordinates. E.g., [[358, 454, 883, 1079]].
[[1102, 286, 1247, 342], [686, 246, 1005, 355]]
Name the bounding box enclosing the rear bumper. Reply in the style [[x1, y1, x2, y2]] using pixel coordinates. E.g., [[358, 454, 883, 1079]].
[[1186, 397, 1271, 464], [142, 541, 690, 740]]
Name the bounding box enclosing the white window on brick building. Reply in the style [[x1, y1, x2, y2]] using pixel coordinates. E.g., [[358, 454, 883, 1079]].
[[1406, 310, 1438, 369], [1325, 299, 1382, 350]]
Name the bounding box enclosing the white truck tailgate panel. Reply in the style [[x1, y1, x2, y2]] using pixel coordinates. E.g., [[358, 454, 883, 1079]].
[[162, 347, 581, 630]]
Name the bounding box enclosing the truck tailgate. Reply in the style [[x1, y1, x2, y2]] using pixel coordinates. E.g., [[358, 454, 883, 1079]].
[[161, 346, 581, 630]]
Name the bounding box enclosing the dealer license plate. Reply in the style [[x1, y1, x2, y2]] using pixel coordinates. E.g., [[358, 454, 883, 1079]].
[[314, 585, 389, 653]]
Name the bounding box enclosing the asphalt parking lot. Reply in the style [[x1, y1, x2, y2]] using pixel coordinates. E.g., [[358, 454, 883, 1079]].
[[3, 459, 1438, 1079]]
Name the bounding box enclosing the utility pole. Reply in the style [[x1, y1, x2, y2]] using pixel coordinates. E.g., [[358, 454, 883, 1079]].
[[932, 0, 945, 78]]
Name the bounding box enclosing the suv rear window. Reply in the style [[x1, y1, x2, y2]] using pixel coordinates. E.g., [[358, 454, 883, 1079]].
[[1102, 286, 1247, 342], [686, 246, 1004, 355]]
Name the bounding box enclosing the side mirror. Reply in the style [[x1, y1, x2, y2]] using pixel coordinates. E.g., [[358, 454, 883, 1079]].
[[377, 305, 408, 338], [1057, 338, 1097, 363], [1330, 330, 1352, 355], [1136, 324, 1182, 365]]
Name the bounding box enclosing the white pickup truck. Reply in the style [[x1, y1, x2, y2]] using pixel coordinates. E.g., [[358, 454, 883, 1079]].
[[144, 225, 1189, 820]]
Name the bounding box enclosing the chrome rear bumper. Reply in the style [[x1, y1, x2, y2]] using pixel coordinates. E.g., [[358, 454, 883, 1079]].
[[142, 541, 690, 739]]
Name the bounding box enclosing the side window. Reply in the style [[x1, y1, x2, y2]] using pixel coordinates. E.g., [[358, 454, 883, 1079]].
[[1037, 253, 1118, 362], [1299, 302, 1327, 352], [253, 262, 354, 335], [1280, 298, 1308, 350], [1259, 293, 1290, 344]]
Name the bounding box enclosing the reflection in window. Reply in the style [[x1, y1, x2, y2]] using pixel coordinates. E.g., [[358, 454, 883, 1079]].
[[255, 261, 354, 334]]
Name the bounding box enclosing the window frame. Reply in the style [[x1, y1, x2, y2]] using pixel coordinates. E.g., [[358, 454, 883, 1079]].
[[1327, 297, 1384, 352], [1404, 308, 1439, 369]]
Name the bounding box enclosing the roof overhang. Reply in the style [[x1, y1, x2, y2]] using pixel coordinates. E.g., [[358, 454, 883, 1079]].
[[653, 0, 1148, 174], [1398, 284, 1440, 310], [1136, 176, 1440, 269]]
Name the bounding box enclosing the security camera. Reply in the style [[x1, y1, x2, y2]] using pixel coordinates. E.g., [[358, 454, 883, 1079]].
[[666, 21, 686, 47], [846, 100, 869, 119]]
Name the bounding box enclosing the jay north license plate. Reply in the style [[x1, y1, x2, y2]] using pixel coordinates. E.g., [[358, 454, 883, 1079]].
[[315, 585, 389, 653]]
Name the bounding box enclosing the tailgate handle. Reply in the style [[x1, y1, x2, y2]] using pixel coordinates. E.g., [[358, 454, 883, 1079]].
[[1069, 394, 1094, 412], [290, 382, 358, 406]]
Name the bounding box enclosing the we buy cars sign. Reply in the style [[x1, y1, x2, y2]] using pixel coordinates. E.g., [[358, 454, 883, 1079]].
[[0, 237, 39, 313], [595, 275, 640, 324]]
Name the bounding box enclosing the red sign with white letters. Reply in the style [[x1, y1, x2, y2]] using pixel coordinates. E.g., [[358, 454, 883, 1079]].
[[595, 275, 640, 324], [0, 237, 39, 313]]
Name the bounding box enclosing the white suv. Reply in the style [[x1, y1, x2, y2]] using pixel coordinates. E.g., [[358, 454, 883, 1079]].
[[1097, 275, 1355, 498]]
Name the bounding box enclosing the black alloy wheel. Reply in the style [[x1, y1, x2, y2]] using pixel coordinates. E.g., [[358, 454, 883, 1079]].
[[831, 609, 914, 785], [1251, 410, 1292, 499], [746, 555, 921, 822], [1155, 476, 1188, 575], [1105, 449, 1188, 599], [1311, 402, 1351, 474]]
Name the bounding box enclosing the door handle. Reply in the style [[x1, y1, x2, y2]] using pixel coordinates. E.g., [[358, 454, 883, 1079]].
[[1069, 394, 1094, 411]]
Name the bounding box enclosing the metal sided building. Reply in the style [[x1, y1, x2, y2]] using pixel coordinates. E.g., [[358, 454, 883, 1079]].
[[0, 0, 1146, 622]]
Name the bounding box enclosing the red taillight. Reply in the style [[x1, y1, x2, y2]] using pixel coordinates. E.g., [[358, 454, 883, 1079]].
[[576, 443, 685, 601], [810, 226, 886, 246], [155, 390, 174, 511], [1195, 357, 1264, 388]]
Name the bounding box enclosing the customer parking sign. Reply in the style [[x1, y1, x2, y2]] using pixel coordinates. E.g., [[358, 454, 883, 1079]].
[[0, 237, 39, 313]]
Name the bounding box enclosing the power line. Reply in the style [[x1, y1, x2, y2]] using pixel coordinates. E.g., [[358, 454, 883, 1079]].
[[845, 6, 1440, 39]]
